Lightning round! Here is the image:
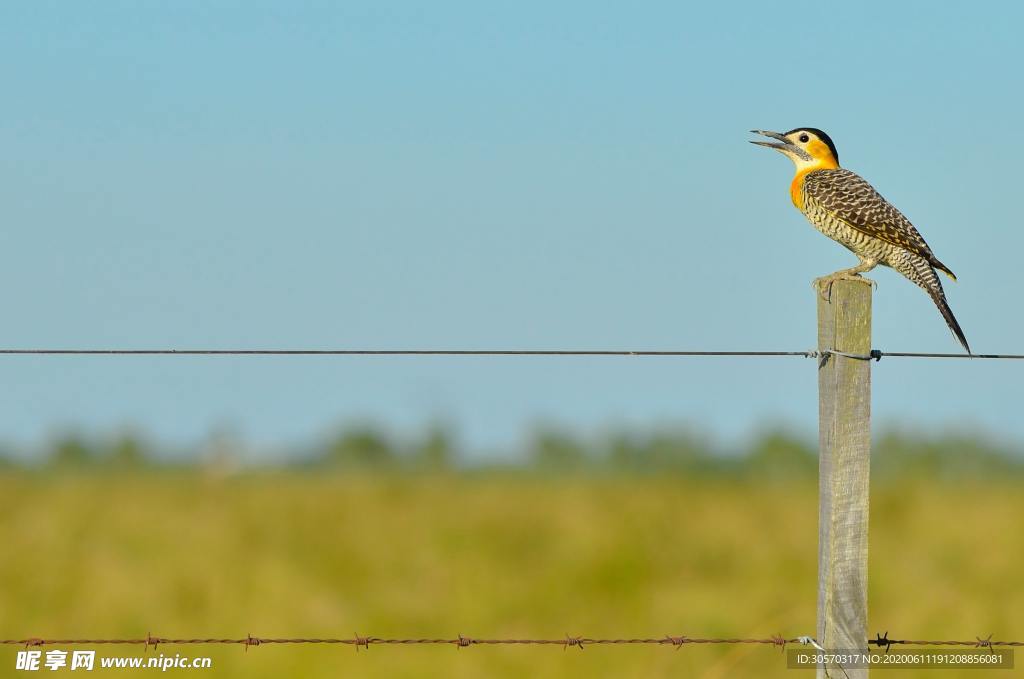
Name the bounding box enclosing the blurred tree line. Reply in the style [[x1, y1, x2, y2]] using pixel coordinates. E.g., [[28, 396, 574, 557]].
[[0, 423, 1021, 479]]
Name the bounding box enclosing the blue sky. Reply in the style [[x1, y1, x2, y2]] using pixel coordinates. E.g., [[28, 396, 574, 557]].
[[1, 2, 1021, 458]]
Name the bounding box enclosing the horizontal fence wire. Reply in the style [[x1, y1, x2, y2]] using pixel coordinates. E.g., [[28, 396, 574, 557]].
[[1, 633, 1021, 651], [0, 348, 1020, 359]]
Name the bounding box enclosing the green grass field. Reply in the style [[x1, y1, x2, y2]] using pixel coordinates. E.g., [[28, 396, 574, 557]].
[[1, 472, 1021, 677]]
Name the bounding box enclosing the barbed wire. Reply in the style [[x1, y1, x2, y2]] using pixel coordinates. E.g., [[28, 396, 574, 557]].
[[2, 633, 1022, 651], [0, 348, 1020, 359]]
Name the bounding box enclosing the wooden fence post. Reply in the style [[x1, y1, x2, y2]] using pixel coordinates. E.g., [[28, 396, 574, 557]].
[[816, 279, 872, 679]]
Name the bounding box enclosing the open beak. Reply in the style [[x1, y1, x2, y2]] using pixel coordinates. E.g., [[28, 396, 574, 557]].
[[749, 129, 811, 161], [749, 129, 790, 150]]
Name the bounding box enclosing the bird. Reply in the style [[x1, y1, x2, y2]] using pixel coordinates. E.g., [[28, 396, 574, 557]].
[[750, 128, 970, 353]]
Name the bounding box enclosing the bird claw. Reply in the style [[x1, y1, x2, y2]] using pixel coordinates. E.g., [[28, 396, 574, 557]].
[[812, 273, 876, 301]]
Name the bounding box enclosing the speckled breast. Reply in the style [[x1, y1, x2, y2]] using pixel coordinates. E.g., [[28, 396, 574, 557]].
[[800, 195, 893, 263]]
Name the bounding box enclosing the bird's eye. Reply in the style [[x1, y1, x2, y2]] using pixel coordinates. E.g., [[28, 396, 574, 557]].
[[799, 133, 810, 143]]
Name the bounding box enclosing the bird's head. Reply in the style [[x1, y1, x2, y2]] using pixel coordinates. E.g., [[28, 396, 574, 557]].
[[750, 128, 840, 171]]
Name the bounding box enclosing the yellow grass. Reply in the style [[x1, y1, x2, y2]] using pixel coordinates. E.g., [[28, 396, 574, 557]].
[[0, 472, 1021, 677]]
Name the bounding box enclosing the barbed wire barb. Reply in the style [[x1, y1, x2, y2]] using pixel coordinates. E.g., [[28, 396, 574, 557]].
[[353, 633, 370, 652], [871, 631, 894, 653]]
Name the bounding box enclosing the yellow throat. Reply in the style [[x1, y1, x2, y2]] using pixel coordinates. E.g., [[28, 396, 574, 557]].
[[789, 138, 839, 209]]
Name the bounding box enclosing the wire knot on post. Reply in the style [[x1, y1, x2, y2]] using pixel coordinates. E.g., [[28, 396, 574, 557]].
[[797, 635, 826, 652], [810, 347, 881, 367]]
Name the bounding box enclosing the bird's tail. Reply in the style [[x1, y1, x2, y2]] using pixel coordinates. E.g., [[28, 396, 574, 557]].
[[930, 256, 958, 282], [926, 285, 970, 354]]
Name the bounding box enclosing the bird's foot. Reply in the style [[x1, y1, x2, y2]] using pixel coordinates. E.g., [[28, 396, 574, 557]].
[[812, 273, 876, 301]]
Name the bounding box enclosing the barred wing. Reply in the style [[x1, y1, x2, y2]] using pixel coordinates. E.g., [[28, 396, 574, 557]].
[[802, 169, 935, 260]]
